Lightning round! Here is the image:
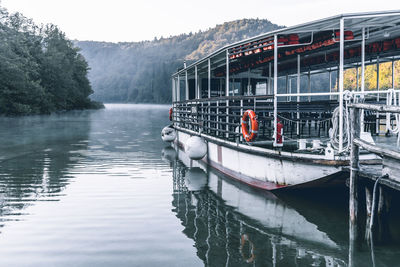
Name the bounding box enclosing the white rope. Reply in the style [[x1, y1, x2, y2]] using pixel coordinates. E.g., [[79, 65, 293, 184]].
[[329, 99, 351, 152], [386, 89, 400, 146]]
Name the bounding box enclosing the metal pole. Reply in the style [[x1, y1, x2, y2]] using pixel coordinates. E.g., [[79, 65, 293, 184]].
[[273, 34, 278, 146], [339, 18, 345, 152], [286, 74, 289, 102], [268, 62, 272, 95], [392, 58, 395, 88], [377, 56, 380, 97], [172, 77, 175, 102], [195, 65, 198, 99], [226, 99, 229, 138], [329, 69, 332, 100], [308, 69, 311, 102], [248, 68, 251, 95], [208, 58, 211, 98], [376, 56, 380, 134], [219, 78, 222, 96], [226, 50, 229, 96], [185, 70, 189, 100], [297, 54, 300, 136], [356, 64, 359, 91], [361, 27, 365, 131], [177, 74, 180, 101]]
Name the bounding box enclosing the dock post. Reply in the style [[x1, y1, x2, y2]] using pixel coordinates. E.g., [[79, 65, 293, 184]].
[[365, 186, 372, 240], [349, 106, 360, 265]]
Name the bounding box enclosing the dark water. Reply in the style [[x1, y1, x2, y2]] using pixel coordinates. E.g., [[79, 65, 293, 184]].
[[0, 104, 399, 267]]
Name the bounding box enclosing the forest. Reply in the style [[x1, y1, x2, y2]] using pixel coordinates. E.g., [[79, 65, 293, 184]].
[[0, 5, 101, 115], [75, 19, 283, 103]]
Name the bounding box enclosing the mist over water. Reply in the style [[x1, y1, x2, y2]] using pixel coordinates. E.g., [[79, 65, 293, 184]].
[[0, 104, 398, 266]]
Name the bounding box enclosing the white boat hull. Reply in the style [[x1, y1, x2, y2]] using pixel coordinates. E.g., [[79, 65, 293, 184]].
[[174, 129, 351, 190]]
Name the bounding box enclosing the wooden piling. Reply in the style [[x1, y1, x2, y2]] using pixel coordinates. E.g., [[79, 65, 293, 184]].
[[349, 107, 360, 238], [365, 186, 372, 240], [349, 107, 360, 266]]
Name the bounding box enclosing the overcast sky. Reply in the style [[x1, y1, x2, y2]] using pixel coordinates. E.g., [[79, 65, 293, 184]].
[[1, 0, 399, 42]]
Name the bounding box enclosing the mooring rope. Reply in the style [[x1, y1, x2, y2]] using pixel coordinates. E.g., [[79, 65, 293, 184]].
[[386, 89, 400, 146], [329, 91, 352, 152]]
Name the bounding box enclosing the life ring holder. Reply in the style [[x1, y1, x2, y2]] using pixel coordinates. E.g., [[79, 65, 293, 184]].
[[240, 234, 255, 263], [241, 110, 259, 142]]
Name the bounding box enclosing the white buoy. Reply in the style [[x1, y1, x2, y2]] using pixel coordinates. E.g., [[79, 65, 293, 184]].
[[161, 126, 176, 142], [185, 167, 207, 191], [185, 136, 207, 160], [161, 146, 177, 162]]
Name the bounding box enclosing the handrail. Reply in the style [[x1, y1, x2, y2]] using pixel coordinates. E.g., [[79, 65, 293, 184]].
[[276, 89, 400, 98], [173, 94, 274, 104], [354, 138, 400, 160], [348, 103, 400, 113], [175, 89, 400, 104]]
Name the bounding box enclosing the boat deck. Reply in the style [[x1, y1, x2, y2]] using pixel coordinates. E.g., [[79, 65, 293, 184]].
[[373, 135, 400, 152]]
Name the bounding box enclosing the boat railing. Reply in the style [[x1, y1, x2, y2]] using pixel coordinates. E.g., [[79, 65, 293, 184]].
[[173, 95, 336, 145], [173, 89, 400, 148]]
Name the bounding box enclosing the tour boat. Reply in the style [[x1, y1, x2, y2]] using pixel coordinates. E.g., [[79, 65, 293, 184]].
[[165, 11, 400, 190]]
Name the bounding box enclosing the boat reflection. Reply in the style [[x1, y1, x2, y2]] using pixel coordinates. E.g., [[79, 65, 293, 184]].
[[168, 146, 348, 266]]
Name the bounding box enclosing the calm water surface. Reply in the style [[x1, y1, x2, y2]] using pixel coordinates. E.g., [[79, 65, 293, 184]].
[[0, 104, 399, 267]]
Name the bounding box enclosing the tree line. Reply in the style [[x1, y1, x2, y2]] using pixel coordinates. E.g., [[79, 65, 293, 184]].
[[0, 5, 102, 115], [75, 19, 283, 103]]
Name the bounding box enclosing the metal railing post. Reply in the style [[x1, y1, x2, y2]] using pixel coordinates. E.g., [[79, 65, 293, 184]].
[[361, 27, 365, 132], [208, 58, 211, 98], [273, 34, 278, 146], [297, 54, 301, 136], [339, 18, 345, 152], [195, 65, 198, 99], [177, 74, 180, 101], [185, 70, 189, 101]]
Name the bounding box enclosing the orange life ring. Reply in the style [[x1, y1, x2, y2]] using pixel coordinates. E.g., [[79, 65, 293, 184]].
[[241, 110, 258, 142], [169, 108, 173, 121], [240, 234, 255, 263]]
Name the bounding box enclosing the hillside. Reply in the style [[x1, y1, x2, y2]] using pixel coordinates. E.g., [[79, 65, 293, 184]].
[[75, 19, 283, 103]]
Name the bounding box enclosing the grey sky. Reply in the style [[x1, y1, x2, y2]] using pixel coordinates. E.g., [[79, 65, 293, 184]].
[[2, 0, 399, 42]]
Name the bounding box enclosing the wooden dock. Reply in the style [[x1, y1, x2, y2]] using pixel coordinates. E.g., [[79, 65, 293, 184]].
[[347, 103, 400, 265]]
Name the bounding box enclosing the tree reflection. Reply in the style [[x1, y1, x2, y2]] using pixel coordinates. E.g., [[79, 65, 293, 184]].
[[0, 111, 91, 229]]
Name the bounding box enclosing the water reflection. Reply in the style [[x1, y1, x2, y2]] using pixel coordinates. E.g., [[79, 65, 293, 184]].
[[169, 156, 348, 266], [0, 111, 91, 229]]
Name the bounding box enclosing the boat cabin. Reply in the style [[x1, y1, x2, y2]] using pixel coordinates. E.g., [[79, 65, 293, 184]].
[[171, 11, 400, 154]]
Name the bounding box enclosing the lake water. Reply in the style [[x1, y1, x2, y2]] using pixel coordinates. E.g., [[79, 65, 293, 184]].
[[0, 104, 399, 266]]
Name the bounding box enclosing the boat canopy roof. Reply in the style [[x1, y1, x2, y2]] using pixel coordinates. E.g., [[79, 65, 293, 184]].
[[172, 10, 400, 77]]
